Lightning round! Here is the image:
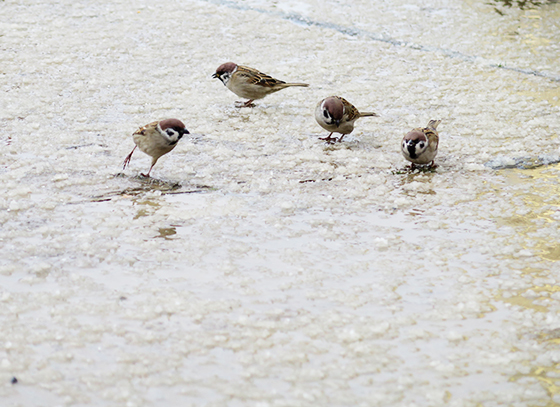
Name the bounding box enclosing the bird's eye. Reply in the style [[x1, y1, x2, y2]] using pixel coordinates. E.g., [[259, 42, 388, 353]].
[[166, 129, 175, 136], [419, 142, 425, 148]]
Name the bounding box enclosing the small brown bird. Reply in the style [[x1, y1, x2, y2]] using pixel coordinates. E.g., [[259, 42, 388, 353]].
[[401, 120, 441, 168], [315, 96, 377, 143], [123, 119, 189, 177], [212, 62, 309, 107]]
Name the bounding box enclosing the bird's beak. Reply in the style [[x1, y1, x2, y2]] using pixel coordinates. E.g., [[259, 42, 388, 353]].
[[183, 129, 190, 135], [335, 119, 341, 127], [212, 73, 219, 79]]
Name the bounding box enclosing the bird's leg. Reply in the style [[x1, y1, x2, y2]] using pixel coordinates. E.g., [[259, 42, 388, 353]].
[[319, 133, 337, 144], [123, 146, 136, 170], [141, 158, 158, 178], [140, 166, 153, 178], [337, 135, 346, 143], [429, 161, 438, 169]]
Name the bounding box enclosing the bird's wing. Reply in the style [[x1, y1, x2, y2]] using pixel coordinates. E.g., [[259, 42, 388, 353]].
[[237, 65, 286, 88], [133, 121, 158, 137]]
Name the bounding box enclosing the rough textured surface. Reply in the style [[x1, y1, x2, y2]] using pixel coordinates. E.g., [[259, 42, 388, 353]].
[[1, 0, 560, 406]]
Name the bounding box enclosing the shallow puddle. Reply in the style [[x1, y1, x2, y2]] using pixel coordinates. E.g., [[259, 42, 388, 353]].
[[1, 0, 560, 405]]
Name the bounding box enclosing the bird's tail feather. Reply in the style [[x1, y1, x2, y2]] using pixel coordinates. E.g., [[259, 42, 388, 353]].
[[359, 111, 378, 117], [427, 119, 442, 129], [282, 83, 309, 88]]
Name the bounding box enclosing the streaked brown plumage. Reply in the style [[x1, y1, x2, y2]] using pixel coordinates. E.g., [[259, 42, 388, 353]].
[[213, 62, 309, 107], [315, 96, 378, 143], [401, 119, 441, 168], [123, 119, 189, 177]]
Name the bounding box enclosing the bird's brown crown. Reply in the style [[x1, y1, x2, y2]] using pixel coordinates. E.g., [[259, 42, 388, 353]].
[[323, 97, 344, 120], [215, 62, 237, 75], [159, 118, 186, 131], [404, 130, 427, 141]]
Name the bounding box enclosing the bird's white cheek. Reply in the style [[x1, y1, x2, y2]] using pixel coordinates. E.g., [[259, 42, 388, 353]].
[[160, 130, 180, 145], [167, 135, 181, 145]]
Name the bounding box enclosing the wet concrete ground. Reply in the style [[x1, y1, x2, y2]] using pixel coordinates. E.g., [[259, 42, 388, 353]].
[[1, 0, 560, 406]]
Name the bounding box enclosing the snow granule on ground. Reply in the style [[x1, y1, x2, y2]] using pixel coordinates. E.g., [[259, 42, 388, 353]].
[[1, 0, 560, 405]]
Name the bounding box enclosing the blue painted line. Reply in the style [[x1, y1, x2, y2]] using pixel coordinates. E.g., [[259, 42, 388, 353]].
[[203, 0, 560, 82]]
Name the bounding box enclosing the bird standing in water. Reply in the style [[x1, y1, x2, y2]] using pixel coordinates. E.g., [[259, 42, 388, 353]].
[[123, 119, 189, 177], [315, 96, 378, 143], [401, 119, 441, 168]]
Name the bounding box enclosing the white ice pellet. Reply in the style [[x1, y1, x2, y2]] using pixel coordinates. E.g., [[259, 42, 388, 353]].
[[8, 201, 21, 211], [0, 265, 16, 276], [52, 173, 69, 182], [446, 331, 463, 342], [0, 1, 558, 406], [374, 237, 389, 249]]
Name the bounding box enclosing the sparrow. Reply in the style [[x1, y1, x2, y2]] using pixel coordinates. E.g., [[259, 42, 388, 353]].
[[212, 62, 309, 107], [401, 119, 441, 168], [122, 119, 189, 177], [315, 96, 378, 143]]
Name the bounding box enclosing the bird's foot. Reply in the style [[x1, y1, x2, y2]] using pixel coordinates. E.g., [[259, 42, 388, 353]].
[[235, 100, 255, 108], [319, 134, 337, 144]]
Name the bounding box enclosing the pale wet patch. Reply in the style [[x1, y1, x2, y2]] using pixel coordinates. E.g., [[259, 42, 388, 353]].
[[520, 86, 560, 107], [481, 163, 560, 404], [486, 155, 560, 170], [494, 163, 560, 261]]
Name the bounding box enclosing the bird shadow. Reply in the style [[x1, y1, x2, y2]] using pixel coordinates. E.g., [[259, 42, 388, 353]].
[[392, 165, 438, 175], [89, 173, 215, 202]]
